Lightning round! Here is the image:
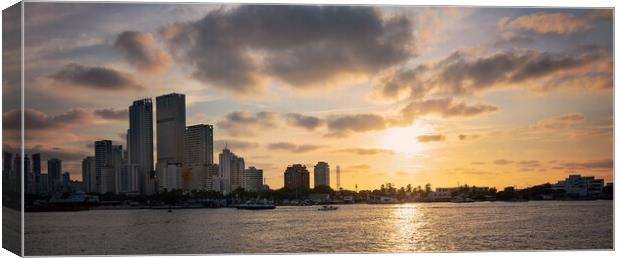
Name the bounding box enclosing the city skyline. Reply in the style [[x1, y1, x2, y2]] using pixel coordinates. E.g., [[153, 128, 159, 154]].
[[2, 4, 613, 190]]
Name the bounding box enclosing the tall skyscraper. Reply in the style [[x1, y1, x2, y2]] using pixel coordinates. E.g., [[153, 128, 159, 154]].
[[156, 93, 186, 193], [184, 124, 214, 166], [47, 158, 62, 193], [156, 93, 186, 165], [94, 140, 113, 193], [284, 164, 310, 190], [218, 148, 245, 194], [81, 156, 96, 193], [129, 98, 154, 194], [244, 166, 263, 192], [313, 161, 330, 188], [32, 153, 41, 194], [24, 155, 33, 194], [110, 145, 123, 194]]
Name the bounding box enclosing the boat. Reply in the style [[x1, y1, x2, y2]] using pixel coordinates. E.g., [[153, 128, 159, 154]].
[[318, 205, 338, 211], [451, 196, 475, 203], [236, 203, 276, 210], [236, 200, 276, 210]]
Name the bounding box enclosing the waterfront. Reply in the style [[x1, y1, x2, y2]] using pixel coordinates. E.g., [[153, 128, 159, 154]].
[[24, 201, 612, 255]]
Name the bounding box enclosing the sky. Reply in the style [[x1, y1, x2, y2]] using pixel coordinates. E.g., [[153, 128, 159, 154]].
[[2, 3, 614, 190]]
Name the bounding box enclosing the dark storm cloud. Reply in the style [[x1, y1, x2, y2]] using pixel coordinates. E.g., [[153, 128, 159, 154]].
[[160, 5, 415, 95], [93, 108, 128, 120], [50, 63, 141, 90], [267, 142, 323, 153], [216, 111, 279, 137], [416, 134, 445, 143], [284, 113, 324, 131], [114, 31, 170, 74]]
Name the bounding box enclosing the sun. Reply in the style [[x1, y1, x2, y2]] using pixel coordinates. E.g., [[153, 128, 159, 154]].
[[378, 121, 433, 157]]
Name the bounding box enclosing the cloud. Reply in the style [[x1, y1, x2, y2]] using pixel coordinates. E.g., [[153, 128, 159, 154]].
[[93, 108, 128, 120], [326, 113, 390, 136], [216, 111, 279, 137], [531, 113, 585, 130], [50, 63, 141, 90], [416, 134, 445, 143], [518, 160, 541, 167], [214, 139, 260, 152], [114, 31, 170, 74], [3, 108, 93, 131], [4, 144, 88, 163], [400, 98, 498, 121], [160, 5, 414, 95], [325, 98, 496, 137], [267, 142, 323, 153], [559, 159, 613, 170], [458, 134, 480, 140], [373, 47, 611, 100], [284, 113, 324, 130], [497, 12, 591, 35], [334, 148, 395, 155], [494, 159, 513, 165]]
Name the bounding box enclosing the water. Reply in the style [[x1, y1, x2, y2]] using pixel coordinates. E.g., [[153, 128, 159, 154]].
[[24, 201, 613, 255]]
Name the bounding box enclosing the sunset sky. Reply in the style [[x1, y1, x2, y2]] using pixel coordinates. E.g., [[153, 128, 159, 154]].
[[3, 3, 613, 190]]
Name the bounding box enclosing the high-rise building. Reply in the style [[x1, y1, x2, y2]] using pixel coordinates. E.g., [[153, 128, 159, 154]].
[[156, 93, 186, 193], [13, 154, 22, 193], [47, 158, 62, 193], [184, 124, 214, 166], [205, 164, 219, 191], [244, 166, 263, 192], [62, 172, 71, 191], [129, 98, 154, 194], [32, 153, 41, 194], [81, 156, 96, 193], [24, 154, 34, 194], [182, 124, 215, 191], [110, 145, 123, 194], [313, 161, 330, 188], [284, 164, 310, 190], [94, 140, 113, 193], [218, 148, 245, 194], [119, 164, 140, 193], [156, 93, 186, 165]]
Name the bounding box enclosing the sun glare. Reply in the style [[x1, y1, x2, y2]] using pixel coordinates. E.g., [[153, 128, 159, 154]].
[[379, 122, 433, 157]]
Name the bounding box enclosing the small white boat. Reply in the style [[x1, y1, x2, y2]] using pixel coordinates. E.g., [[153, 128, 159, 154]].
[[318, 205, 338, 211]]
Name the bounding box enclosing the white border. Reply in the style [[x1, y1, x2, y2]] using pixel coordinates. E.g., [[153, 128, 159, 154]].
[[0, 1, 617, 258]]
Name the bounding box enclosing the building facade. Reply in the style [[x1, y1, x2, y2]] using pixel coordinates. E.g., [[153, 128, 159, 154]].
[[47, 158, 62, 193], [94, 140, 113, 193], [313, 161, 330, 188], [552, 174, 605, 197], [81, 156, 96, 193], [129, 98, 154, 194], [218, 148, 245, 194], [284, 164, 310, 190], [244, 166, 263, 192]]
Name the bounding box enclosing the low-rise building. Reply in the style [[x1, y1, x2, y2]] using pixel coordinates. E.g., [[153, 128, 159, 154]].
[[552, 174, 604, 197]]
